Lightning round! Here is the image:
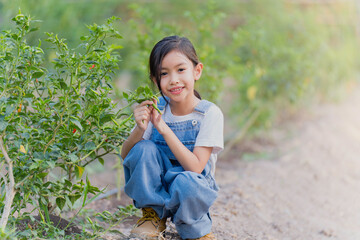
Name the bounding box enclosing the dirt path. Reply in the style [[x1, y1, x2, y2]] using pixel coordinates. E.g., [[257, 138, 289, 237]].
[[212, 85, 360, 240], [87, 85, 360, 240]]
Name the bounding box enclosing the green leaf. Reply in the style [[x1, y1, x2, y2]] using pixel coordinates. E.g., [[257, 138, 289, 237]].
[[37, 172, 49, 179], [60, 81, 68, 90], [145, 86, 151, 95], [100, 114, 113, 125], [0, 121, 8, 131], [5, 105, 15, 116], [109, 229, 122, 234], [68, 194, 81, 205], [32, 71, 44, 79], [85, 142, 96, 150], [47, 161, 56, 169], [98, 157, 104, 166], [75, 165, 85, 179], [64, 179, 72, 188], [90, 88, 99, 95], [136, 86, 144, 94], [56, 197, 66, 210], [109, 44, 123, 51], [122, 91, 129, 99], [70, 119, 83, 131], [69, 153, 78, 163], [29, 27, 40, 32], [83, 176, 90, 207]]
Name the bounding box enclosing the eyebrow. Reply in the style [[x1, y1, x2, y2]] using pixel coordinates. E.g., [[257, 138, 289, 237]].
[[161, 62, 186, 70]]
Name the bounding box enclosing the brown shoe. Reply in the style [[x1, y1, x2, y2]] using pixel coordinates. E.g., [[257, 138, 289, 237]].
[[130, 207, 166, 239], [187, 232, 216, 240]]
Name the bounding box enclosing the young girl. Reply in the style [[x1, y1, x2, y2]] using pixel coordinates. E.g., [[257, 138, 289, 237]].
[[121, 36, 224, 240]]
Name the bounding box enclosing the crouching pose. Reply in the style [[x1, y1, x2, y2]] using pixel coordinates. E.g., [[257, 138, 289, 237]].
[[121, 35, 224, 240]]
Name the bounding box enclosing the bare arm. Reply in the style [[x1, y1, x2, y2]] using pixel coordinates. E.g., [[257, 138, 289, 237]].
[[151, 110, 212, 174], [120, 126, 145, 159], [120, 100, 154, 159]]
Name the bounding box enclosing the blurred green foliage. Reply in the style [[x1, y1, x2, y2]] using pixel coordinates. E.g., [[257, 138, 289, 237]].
[[1, 0, 359, 133]]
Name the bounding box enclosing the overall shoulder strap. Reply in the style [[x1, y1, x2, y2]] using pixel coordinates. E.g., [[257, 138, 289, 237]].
[[156, 96, 169, 111], [194, 100, 213, 115]]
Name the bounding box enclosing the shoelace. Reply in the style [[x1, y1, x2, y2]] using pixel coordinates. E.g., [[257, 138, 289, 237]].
[[137, 208, 161, 225]]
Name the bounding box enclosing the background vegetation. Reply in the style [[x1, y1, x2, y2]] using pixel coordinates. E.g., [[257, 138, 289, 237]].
[[1, 0, 358, 135], [0, 0, 359, 238]]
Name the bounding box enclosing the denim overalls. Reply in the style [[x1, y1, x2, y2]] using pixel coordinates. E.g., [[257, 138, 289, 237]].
[[123, 97, 219, 239]]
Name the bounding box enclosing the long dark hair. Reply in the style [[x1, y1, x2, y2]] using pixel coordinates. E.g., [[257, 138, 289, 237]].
[[149, 35, 201, 100]]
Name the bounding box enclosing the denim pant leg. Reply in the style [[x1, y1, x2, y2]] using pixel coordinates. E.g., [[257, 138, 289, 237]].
[[123, 140, 172, 219], [164, 167, 218, 239]]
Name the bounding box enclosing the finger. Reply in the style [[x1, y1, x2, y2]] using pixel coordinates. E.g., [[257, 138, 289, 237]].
[[151, 98, 158, 105], [139, 100, 155, 107], [137, 109, 151, 120], [134, 106, 151, 116], [136, 106, 151, 114], [135, 112, 149, 122], [151, 107, 159, 120]]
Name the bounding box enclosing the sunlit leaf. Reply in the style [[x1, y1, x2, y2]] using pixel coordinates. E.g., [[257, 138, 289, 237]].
[[75, 165, 85, 179], [70, 119, 83, 131]]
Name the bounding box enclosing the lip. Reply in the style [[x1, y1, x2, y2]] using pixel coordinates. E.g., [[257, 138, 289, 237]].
[[169, 86, 184, 95]]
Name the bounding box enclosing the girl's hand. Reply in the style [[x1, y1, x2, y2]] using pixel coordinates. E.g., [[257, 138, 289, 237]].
[[133, 100, 154, 131], [150, 99, 166, 134]]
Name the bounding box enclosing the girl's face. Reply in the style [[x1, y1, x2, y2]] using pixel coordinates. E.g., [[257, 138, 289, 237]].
[[158, 50, 203, 105]]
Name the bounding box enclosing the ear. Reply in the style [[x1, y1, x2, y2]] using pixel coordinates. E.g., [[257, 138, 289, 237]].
[[194, 63, 203, 81]]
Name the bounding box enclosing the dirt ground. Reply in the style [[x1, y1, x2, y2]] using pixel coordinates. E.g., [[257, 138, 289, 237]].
[[84, 84, 360, 240]]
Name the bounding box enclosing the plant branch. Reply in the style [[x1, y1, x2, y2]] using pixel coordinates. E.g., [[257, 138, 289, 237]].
[[0, 161, 5, 175], [82, 150, 112, 168], [43, 113, 64, 154], [0, 136, 17, 230], [79, 140, 105, 163], [15, 174, 32, 188]]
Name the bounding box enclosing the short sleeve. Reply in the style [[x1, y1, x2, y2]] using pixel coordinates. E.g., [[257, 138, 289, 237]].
[[142, 122, 153, 140], [195, 105, 224, 154], [131, 122, 153, 140]]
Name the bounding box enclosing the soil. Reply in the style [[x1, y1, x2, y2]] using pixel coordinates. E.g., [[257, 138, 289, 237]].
[[17, 214, 82, 236], [81, 84, 360, 240]]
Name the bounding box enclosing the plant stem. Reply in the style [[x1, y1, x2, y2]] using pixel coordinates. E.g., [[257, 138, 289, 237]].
[[64, 190, 103, 232], [0, 136, 16, 230], [79, 140, 105, 162], [82, 150, 112, 168], [68, 165, 73, 182], [43, 113, 64, 154]]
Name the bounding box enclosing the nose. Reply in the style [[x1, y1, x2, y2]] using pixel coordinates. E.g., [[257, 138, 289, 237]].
[[169, 73, 179, 85]]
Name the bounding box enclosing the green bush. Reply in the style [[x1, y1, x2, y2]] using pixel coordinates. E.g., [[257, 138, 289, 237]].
[[0, 12, 136, 238]]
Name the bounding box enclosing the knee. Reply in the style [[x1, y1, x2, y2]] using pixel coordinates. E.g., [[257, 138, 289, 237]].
[[172, 172, 217, 202], [172, 172, 198, 194], [133, 140, 157, 152], [123, 140, 158, 166]]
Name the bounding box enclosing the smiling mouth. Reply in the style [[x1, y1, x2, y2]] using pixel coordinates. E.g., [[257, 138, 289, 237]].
[[169, 87, 184, 94]]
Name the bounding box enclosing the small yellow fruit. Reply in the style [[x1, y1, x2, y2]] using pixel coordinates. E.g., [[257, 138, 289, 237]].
[[247, 86, 257, 101], [20, 145, 26, 154]]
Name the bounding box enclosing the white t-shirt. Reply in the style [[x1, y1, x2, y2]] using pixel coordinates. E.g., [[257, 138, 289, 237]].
[[142, 102, 224, 176]]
